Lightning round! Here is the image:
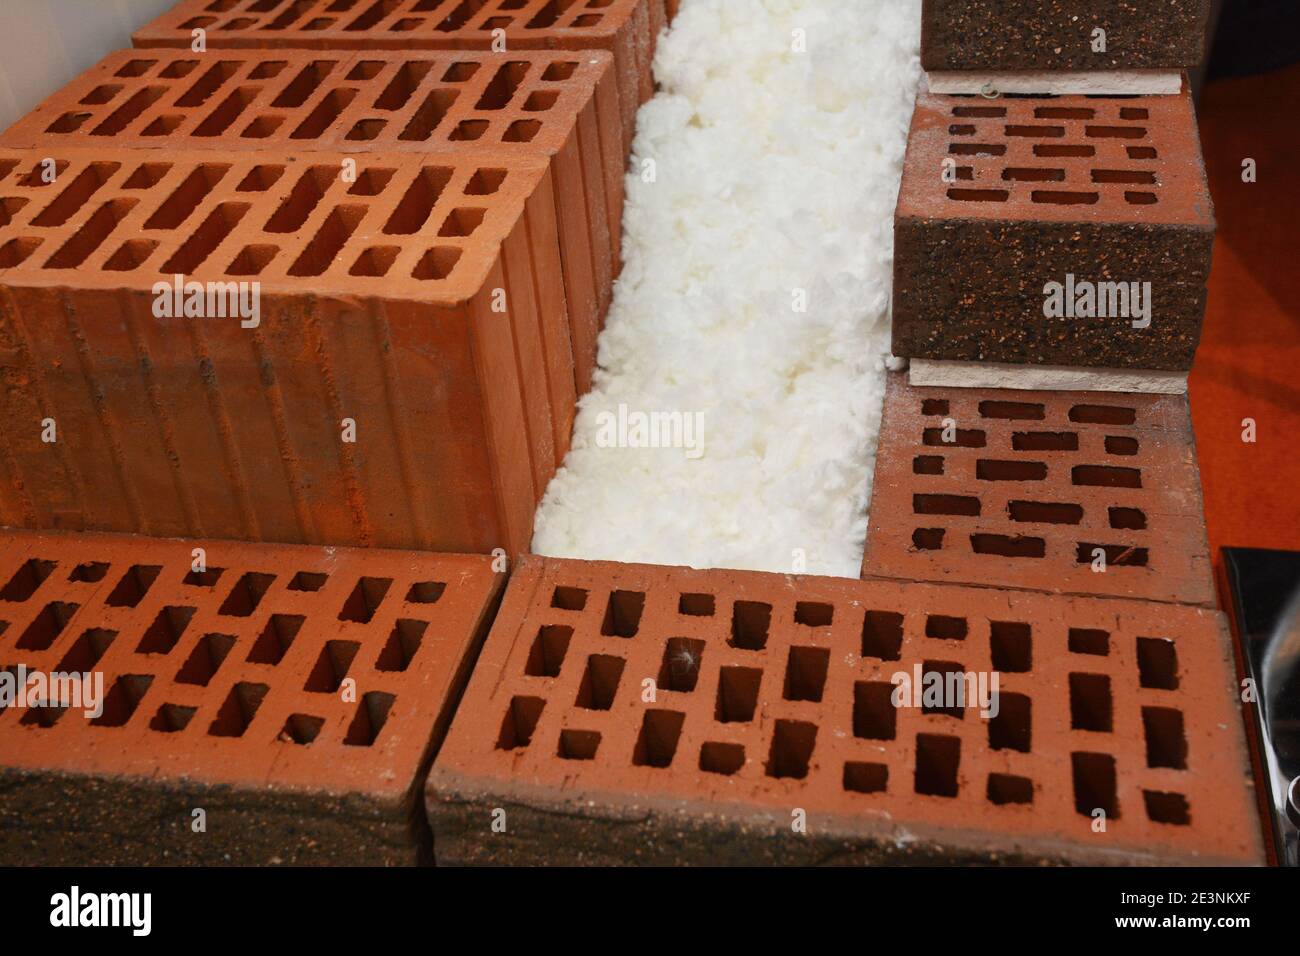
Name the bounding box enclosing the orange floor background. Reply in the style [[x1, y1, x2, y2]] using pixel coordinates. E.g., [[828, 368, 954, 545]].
[[1190, 62, 1300, 592]]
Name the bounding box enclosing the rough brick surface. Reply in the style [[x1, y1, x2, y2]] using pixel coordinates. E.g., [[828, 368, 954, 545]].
[[0, 147, 571, 556], [132, 0, 666, 151], [922, 0, 1212, 73], [0, 48, 625, 389], [861, 373, 1215, 607], [893, 87, 1214, 371], [427, 556, 1263, 865], [0, 529, 504, 865]]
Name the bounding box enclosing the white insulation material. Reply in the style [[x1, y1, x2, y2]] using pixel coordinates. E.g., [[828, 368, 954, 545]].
[[532, 0, 923, 577]]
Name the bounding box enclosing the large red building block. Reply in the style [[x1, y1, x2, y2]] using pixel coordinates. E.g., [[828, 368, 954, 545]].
[[861, 373, 1215, 607], [0, 146, 571, 556], [427, 556, 1263, 865], [0, 529, 504, 865], [893, 87, 1214, 371], [1, 47, 625, 392], [132, 0, 666, 152]]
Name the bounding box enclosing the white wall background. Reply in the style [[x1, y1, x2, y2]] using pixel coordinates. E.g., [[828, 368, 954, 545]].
[[0, 0, 177, 132]]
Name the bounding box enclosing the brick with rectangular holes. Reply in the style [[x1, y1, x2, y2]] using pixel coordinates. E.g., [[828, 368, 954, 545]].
[[893, 87, 1213, 371], [0, 146, 568, 556], [0, 529, 503, 865], [131, 0, 666, 151], [922, 0, 1212, 73], [1, 48, 624, 391], [861, 373, 1214, 607], [426, 555, 1262, 865]]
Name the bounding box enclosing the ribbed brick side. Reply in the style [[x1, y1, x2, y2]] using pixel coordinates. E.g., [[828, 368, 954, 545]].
[[0, 529, 504, 865]]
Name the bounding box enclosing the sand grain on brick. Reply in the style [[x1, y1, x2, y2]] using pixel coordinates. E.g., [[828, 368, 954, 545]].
[[427, 555, 1262, 866], [0, 529, 503, 865]]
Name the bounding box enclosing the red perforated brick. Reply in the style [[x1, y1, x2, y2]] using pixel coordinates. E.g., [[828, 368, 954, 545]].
[[893, 87, 1214, 371], [132, 0, 666, 152], [0, 147, 570, 556], [922, 0, 1212, 73], [427, 556, 1262, 865], [0, 529, 503, 864], [1, 48, 625, 389], [861, 373, 1214, 607]]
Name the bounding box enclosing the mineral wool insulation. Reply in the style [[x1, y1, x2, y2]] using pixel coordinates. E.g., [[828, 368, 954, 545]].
[[532, 0, 922, 577]]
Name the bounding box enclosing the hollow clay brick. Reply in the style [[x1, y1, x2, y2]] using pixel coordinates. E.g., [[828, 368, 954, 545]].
[[861, 373, 1215, 607], [893, 86, 1214, 371], [1, 48, 625, 391], [427, 555, 1263, 865], [0, 529, 503, 865], [922, 0, 1212, 73], [0, 146, 570, 556], [131, 0, 665, 154]]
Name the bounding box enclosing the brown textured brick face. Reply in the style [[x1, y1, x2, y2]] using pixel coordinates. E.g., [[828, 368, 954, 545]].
[[0, 49, 625, 389], [427, 556, 1263, 865], [921, 0, 1212, 72], [893, 87, 1214, 370], [0, 146, 570, 556], [861, 374, 1215, 607], [0, 529, 503, 865], [131, 0, 666, 151]]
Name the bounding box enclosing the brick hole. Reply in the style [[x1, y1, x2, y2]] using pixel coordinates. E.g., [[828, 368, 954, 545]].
[[103, 239, 157, 273], [175, 633, 236, 687], [400, 89, 460, 141], [279, 713, 324, 745], [349, 246, 398, 277], [949, 123, 976, 135], [247, 613, 304, 665], [1144, 790, 1190, 826], [1069, 673, 1112, 732], [1087, 125, 1147, 139], [951, 105, 1005, 117], [195, 87, 262, 137], [240, 115, 285, 138], [206, 681, 267, 738], [182, 566, 224, 587], [248, 60, 288, 79], [852, 680, 896, 740], [219, 571, 275, 617], [16, 601, 78, 651], [432, 0, 474, 31], [1068, 627, 1109, 656], [105, 564, 161, 607], [947, 188, 1009, 202], [465, 168, 507, 195], [912, 528, 945, 550], [55, 628, 116, 672], [862, 610, 904, 660], [337, 576, 391, 623], [765, 719, 817, 780], [729, 601, 770, 650], [1109, 506, 1147, 530], [392, 16, 424, 30], [1104, 435, 1140, 456], [540, 60, 578, 81], [1142, 706, 1187, 769], [19, 701, 68, 728], [1071, 752, 1118, 818], [264, 165, 333, 233], [1091, 169, 1158, 186], [921, 399, 949, 415], [1002, 167, 1066, 182], [2, 558, 56, 600], [678, 592, 713, 616], [382, 166, 449, 238], [143, 115, 185, 136], [794, 601, 833, 627], [633, 709, 685, 768], [443, 61, 481, 82], [304, 640, 360, 692], [122, 163, 172, 189], [449, 119, 488, 140], [601, 590, 644, 638], [476, 61, 531, 110], [926, 615, 967, 641], [413, 246, 462, 281], [1071, 403, 1137, 425], [1127, 146, 1157, 159], [438, 207, 486, 237], [137, 605, 196, 655], [987, 773, 1033, 805], [117, 59, 158, 78], [1136, 637, 1179, 690], [525, 624, 573, 678], [988, 692, 1031, 752], [913, 455, 944, 475], [235, 165, 285, 192], [346, 118, 387, 141], [19, 159, 69, 188], [0, 238, 42, 268], [288, 570, 327, 592], [180, 16, 217, 28], [524, 90, 559, 112], [150, 703, 196, 733], [1008, 500, 1083, 525], [949, 143, 1006, 156], [91, 675, 154, 727], [914, 733, 960, 797], [271, 60, 336, 108], [558, 729, 600, 760], [224, 16, 257, 29], [344, 690, 395, 746], [990, 621, 1032, 672], [227, 244, 277, 276], [843, 761, 888, 794], [923, 427, 985, 447], [527, 1, 569, 29], [971, 533, 1047, 558], [0, 195, 29, 225], [406, 580, 445, 604], [91, 86, 167, 136], [1031, 190, 1100, 205], [700, 742, 745, 776], [914, 493, 980, 516], [1035, 143, 1095, 158], [344, 60, 383, 82], [715, 666, 761, 723], [78, 79, 121, 102], [1120, 107, 1150, 120], [921, 660, 966, 718], [496, 695, 544, 750], [1006, 124, 1064, 138], [783, 646, 829, 702], [572, 13, 601, 26], [289, 204, 365, 277], [979, 400, 1045, 420], [658, 637, 705, 692], [376, 619, 427, 672], [977, 459, 1047, 481], [143, 164, 228, 232], [1075, 543, 1149, 567], [1035, 106, 1094, 119], [575, 654, 624, 710], [504, 120, 542, 142], [48, 198, 139, 270], [1072, 464, 1141, 489], [551, 585, 588, 611]]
